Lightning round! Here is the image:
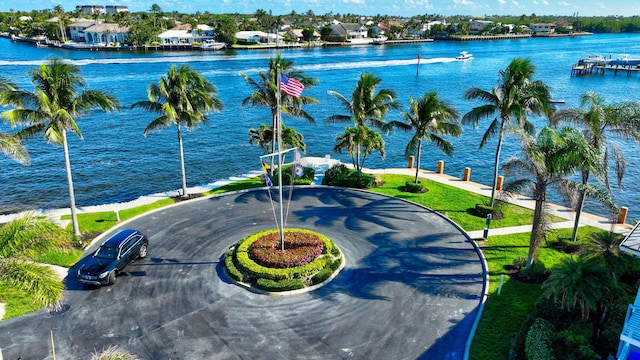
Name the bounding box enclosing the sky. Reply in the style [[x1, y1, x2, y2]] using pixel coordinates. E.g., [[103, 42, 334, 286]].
[[1, 0, 639, 17]]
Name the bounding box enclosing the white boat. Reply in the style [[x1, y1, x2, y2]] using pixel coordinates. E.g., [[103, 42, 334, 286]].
[[200, 39, 225, 50], [456, 51, 474, 61]]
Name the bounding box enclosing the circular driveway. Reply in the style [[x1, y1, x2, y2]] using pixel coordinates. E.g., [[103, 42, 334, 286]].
[[0, 187, 487, 359]]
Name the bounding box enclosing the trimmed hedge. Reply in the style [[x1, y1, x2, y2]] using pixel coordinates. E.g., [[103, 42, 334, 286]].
[[227, 228, 342, 291], [322, 164, 376, 188], [525, 318, 556, 360]]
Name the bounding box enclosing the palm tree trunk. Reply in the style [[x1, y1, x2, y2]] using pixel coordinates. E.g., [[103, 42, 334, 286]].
[[177, 125, 188, 199], [62, 131, 81, 237], [414, 141, 422, 184], [527, 186, 546, 268], [571, 171, 590, 242], [489, 126, 505, 207]]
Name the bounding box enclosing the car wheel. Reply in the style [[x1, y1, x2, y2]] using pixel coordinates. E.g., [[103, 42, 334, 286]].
[[107, 271, 117, 285], [138, 244, 148, 258]]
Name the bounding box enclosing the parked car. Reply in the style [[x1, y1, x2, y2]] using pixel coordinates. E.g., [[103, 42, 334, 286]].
[[77, 229, 148, 286]]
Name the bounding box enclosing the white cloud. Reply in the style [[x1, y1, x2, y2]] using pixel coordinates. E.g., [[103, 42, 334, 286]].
[[559, 1, 570, 6], [498, 0, 506, 4]]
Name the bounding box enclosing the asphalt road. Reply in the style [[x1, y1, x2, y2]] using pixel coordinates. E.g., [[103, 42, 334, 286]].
[[0, 187, 487, 359]]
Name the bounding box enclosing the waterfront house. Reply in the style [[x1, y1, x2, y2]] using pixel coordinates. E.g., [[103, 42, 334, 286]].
[[330, 22, 368, 42], [469, 20, 493, 34], [157, 24, 215, 45], [82, 22, 129, 44], [235, 31, 283, 44], [68, 19, 99, 42], [286, 29, 321, 42], [530, 23, 556, 34]]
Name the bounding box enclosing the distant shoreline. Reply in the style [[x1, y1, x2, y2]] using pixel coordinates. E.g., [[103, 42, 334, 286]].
[[1, 32, 592, 52]]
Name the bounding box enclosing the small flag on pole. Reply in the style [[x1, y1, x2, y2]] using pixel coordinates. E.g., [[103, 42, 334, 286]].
[[265, 173, 273, 186], [261, 161, 270, 172], [280, 74, 304, 98], [294, 165, 304, 177]]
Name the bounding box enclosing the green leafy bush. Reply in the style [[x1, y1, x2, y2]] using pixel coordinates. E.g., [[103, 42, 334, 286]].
[[272, 164, 315, 185], [552, 330, 595, 360], [403, 181, 428, 193], [224, 249, 245, 282], [512, 256, 527, 270], [256, 277, 305, 291], [525, 318, 556, 360], [321, 164, 376, 188]]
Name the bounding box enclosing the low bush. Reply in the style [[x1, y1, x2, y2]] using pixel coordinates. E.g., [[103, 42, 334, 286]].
[[272, 164, 315, 186], [224, 249, 245, 282], [322, 164, 377, 188], [256, 277, 306, 292], [311, 257, 343, 285], [249, 231, 324, 268], [525, 318, 555, 360], [403, 181, 428, 193]]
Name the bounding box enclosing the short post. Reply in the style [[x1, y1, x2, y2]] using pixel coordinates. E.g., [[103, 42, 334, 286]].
[[483, 213, 492, 240], [115, 206, 121, 222], [436, 160, 444, 174], [496, 175, 504, 191], [463, 167, 471, 181], [618, 206, 629, 224], [408, 155, 415, 169], [498, 274, 504, 295]]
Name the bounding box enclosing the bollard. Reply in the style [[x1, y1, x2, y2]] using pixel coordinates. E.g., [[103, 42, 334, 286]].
[[496, 175, 504, 191], [618, 206, 629, 224], [408, 155, 415, 169], [463, 167, 471, 181], [436, 160, 444, 174]]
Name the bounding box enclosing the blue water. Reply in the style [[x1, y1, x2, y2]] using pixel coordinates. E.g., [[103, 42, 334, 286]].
[[2, 34, 640, 221]]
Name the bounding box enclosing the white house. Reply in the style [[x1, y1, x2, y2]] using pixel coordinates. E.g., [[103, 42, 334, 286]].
[[82, 23, 129, 44], [286, 29, 321, 42], [530, 23, 556, 34], [469, 20, 493, 34], [76, 5, 104, 15], [235, 31, 284, 44], [330, 22, 368, 41], [105, 6, 128, 14], [68, 20, 99, 42], [157, 24, 215, 45]]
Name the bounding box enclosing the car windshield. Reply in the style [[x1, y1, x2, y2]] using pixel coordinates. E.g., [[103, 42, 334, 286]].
[[95, 245, 118, 259]]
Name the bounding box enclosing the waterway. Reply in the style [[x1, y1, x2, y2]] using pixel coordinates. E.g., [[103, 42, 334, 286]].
[[2, 34, 640, 221]]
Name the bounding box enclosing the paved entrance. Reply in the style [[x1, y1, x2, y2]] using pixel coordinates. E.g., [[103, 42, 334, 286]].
[[0, 187, 487, 359]]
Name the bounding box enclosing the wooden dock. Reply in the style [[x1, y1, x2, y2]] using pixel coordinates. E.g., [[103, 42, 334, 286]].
[[572, 55, 640, 77]]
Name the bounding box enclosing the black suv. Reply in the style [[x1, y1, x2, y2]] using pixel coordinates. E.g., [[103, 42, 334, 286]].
[[77, 229, 149, 286]]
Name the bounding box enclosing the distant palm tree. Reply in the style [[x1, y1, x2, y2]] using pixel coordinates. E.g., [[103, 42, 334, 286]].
[[0, 78, 30, 165], [326, 72, 400, 179], [131, 64, 223, 199], [551, 91, 640, 241], [0, 214, 70, 309], [241, 54, 318, 166], [0, 58, 120, 237], [248, 124, 306, 154], [390, 92, 461, 184], [462, 58, 553, 207], [503, 126, 609, 268]]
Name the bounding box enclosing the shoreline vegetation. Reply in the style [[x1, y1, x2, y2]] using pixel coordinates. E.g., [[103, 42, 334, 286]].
[[1, 31, 595, 52]]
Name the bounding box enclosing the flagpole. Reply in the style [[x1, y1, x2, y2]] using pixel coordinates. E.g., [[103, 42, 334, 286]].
[[276, 66, 285, 251], [416, 54, 421, 75]]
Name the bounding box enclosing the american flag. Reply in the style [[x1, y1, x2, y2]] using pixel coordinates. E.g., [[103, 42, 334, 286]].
[[280, 74, 304, 98]]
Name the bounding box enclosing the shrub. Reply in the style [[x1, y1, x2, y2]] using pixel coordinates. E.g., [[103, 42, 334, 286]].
[[322, 164, 376, 188], [473, 203, 493, 218], [224, 249, 245, 282], [91, 345, 139, 360], [311, 257, 343, 285], [322, 164, 351, 186], [256, 277, 305, 292], [272, 164, 315, 186], [525, 318, 556, 360], [249, 231, 324, 268], [552, 330, 595, 360], [403, 181, 428, 193], [512, 256, 527, 270]]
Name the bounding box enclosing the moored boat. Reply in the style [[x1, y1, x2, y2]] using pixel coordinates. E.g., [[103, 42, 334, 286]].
[[200, 39, 226, 50]]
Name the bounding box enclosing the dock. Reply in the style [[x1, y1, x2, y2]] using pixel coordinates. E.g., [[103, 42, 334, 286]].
[[572, 55, 640, 77]]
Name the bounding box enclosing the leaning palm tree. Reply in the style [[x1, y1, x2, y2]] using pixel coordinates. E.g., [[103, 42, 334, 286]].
[[131, 64, 223, 199], [241, 54, 318, 165], [390, 92, 461, 184], [462, 58, 553, 207], [0, 58, 120, 237], [502, 126, 611, 268], [0, 214, 70, 309], [551, 91, 640, 241], [326, 72, 401, 179]]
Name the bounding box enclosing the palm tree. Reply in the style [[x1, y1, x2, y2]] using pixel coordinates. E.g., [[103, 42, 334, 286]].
[[131, 64, 223, 199], [502, 126, 609, 268], [334, 125, 386, 172], [462, 58, 553, 207], [586, 231, 632, 281], [0, 58, 120, 237], [248, 124, 306, 154], [0, 214, 70, 308], [241, 54, 318, 167], [0, 78, 29, 165], [390, 92, 461, 184], [325, 72, 400, 179], [551, 91, 640, 241]]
